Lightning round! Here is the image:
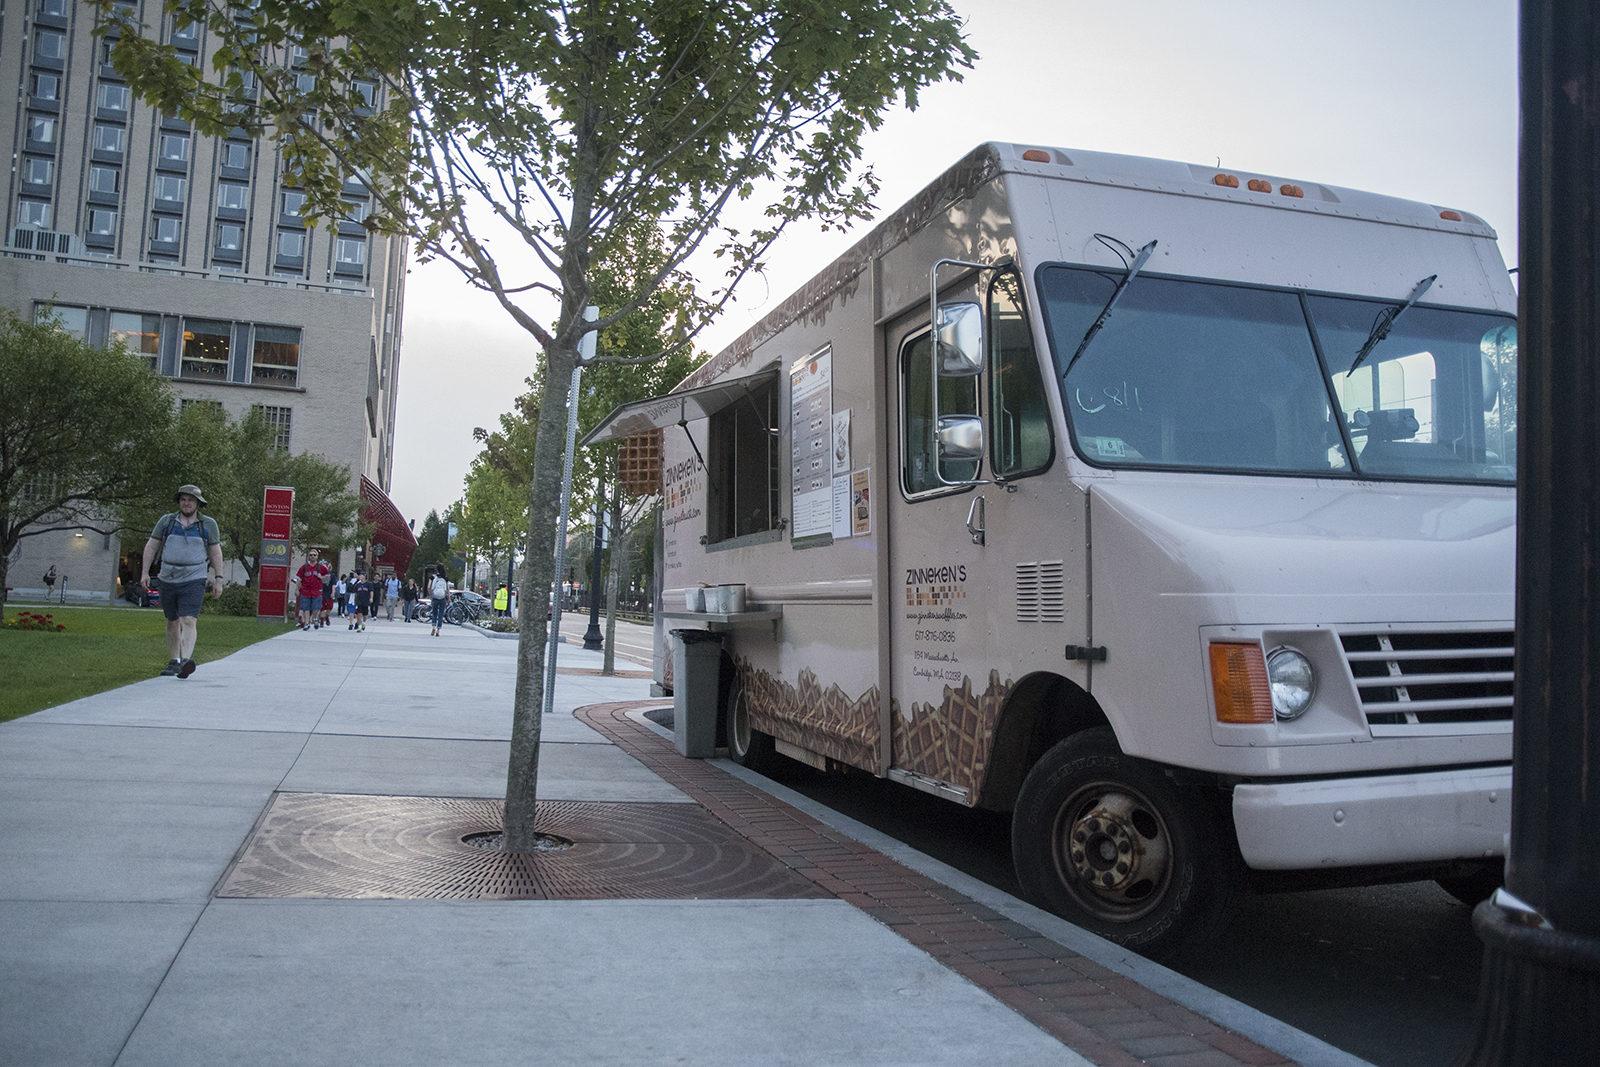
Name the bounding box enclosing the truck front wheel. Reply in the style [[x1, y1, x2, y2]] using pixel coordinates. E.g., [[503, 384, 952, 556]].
[[1012, 728, 1233, 956]]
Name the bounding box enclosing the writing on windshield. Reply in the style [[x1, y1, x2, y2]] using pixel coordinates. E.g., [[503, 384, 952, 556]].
[[1037, 266, 1515, 485]]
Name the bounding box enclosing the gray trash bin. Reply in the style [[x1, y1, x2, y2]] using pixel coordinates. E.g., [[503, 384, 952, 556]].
[[670, 629, 724, 758]]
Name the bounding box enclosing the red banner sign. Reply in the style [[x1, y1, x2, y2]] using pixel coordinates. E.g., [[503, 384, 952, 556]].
[[257, 485, 295, 619]]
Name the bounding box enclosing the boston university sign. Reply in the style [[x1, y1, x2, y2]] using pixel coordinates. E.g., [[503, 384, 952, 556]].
[[256, 486, 295, 618]]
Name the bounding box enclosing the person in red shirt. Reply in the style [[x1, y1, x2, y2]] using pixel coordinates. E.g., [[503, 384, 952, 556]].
[[291, 548, 331, 630]]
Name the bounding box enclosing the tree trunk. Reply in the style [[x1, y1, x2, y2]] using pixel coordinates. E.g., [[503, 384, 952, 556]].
[[502, 342, 579, 852], [0, 546, 10, 621], [602, 494, 624, 676]]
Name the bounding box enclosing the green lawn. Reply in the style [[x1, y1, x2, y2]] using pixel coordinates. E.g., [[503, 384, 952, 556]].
[[0, 603, 285, 723]]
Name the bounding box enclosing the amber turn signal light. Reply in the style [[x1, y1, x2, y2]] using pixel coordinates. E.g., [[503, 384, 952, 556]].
[[1210, 642, 1273, 724], [1279, 184, 1305, 198], [1213, 173, 1240, 188], [1022, 148, 1051, 163], [1439, 209, 1463, 221], [1247, 178, 1272, 193]]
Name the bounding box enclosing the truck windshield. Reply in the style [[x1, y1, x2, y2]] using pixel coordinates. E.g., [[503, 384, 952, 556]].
[[1038, 265, 1516, 484]]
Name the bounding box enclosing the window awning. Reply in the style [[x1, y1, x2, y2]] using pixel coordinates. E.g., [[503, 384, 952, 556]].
[[580, 365, 778, 447]]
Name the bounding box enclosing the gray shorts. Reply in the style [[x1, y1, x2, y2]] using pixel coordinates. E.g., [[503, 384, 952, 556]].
[[159, 579, 207, 620]]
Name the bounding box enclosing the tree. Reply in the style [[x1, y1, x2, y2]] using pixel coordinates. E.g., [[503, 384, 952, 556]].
[[408, 509, 449, 584], [106, 0, 976, 851], [458, 459, 526, 586], [0, 311, 177, 619]]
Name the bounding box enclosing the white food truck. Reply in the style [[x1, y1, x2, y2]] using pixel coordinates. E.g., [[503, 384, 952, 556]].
[[586, 143, 1517, 953]]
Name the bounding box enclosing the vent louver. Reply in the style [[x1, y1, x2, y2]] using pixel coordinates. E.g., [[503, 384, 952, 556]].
[[1016, 561, 1065, 623]]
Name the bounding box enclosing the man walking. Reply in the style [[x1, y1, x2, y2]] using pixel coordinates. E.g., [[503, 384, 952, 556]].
[[385, 573, 401, 621], [140, 485, 224, 678], [291, 548, 330, 630], [350, 572, 372, 631]]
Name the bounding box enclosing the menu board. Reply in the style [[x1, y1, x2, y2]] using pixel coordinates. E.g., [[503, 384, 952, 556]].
[[789, 346, 833, 546]]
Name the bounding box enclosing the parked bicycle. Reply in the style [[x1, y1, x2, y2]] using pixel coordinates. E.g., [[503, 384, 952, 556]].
[[443, 590, 491, 626]]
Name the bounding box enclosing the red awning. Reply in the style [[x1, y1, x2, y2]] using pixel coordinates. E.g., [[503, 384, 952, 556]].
[[359, 475, 418, 575]]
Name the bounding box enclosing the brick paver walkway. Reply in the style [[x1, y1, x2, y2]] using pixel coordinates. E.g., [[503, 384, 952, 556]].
[[578, 701, 1293, 1067]]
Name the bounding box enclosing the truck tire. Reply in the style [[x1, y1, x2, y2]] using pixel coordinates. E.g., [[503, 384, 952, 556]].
[[724, 676, 774, 770], [1011, 728, 1233, 957]]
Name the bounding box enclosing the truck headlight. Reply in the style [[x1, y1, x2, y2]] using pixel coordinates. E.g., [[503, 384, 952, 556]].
[[1267, 647, 1315, 720]]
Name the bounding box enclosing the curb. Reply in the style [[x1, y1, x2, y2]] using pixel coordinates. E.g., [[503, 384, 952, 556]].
[[622, 706, 1364, 1067]]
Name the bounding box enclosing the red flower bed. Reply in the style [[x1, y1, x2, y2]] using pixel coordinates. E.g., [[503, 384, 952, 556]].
[[2, 611, 66, 632]]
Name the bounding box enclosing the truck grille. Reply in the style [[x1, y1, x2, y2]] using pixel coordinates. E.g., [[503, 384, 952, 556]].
[[1339, 629, 1514, 732]]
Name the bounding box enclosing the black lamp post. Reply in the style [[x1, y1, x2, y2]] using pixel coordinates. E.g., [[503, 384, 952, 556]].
[[582, 476, 605, 651], [1459, 3, 1600, 1061]]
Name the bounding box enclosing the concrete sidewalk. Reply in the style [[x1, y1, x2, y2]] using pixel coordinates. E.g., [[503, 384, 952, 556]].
[[0, 618, 1356, 1066]]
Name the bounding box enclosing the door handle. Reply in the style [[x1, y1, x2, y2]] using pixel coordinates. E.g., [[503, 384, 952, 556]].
[[965, 494, 986, 547]]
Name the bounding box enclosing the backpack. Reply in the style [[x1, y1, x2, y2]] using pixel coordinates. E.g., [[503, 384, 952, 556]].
[[430, 576, 449, 599]]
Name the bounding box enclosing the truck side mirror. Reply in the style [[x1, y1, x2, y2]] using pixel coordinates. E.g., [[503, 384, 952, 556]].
[[1481, 352, 1502, 412], [937, 302, 984, 377], [936, 415, 984, 464]]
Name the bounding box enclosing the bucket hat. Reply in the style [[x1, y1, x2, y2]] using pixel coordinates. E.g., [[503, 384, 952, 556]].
[[174, 484, 208, 507]]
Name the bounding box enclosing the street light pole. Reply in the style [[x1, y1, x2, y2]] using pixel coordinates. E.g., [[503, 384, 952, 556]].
[[582, 474, 605, 651], [1460, 3, 1600, 1061]]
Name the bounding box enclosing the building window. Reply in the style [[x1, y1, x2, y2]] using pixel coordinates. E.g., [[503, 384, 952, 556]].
[[159, 133, 190, 163], [215, 222, 244, 252], [253, 404, 293, 449], [252, 325, 301, 386], [290, 42, 310, 65], [294, 71, 316, 94], [109, 311, 161, 369], [901, 331, 980, 495], [220, 141, 251, 169], [23, 157, 54, 186], [30, 72, 59, 100], [277, 230, 306, 259], [35, 304, 88, 339], [217, 182, 249, 211], [39, 0, 71, 16], [93, 124, 125, 154], [97, 83, 131, 113], [151, 214, 182, 245], [172, 19, 200, 44], [705, 378, 780, 544], [353, 79, 377, 108], [17, 199, 52, 229], [281, 189, 307, 219], [28, 114, 56, 145], [180, 318, 230, 380], [153, 174, 187, 203], [180, 398, 225, 421], [89, 165, 119, 195], [335, 237, 366, 266], [87, 207, 118, 235], [35, 29, 66, 61], [342, 198, 369, 224]]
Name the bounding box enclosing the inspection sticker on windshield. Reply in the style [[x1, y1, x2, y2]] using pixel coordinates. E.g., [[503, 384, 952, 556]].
[[1087, 436, 1127, 458]]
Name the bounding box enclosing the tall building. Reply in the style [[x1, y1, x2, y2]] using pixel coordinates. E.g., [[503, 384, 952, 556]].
[[2, 0, 414, 602]]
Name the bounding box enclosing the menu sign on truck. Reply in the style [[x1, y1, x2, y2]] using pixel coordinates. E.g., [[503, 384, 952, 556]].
[[256, 485, 294, 618], [789, 346, 834, 547]]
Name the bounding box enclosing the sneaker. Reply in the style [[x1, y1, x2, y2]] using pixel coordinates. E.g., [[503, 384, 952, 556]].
[[348, 623, 354, 630], [300, 624, 308, 631], [159, 659, 181, 677], [176, 659, 196, 679]]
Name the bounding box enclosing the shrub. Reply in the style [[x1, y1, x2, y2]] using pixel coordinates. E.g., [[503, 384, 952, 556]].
[[213, 584, 261, 616], [3, 611, 65, 632], [479, 618, 519, 633]]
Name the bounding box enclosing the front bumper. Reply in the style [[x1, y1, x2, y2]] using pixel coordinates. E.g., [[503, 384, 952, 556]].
[[1231, 765, 1511, 870]]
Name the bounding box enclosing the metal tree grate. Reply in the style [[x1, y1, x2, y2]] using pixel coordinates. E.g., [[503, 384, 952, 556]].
[[217, 792, 827, 902]]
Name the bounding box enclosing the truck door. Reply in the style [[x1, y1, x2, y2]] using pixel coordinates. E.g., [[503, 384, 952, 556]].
[[886, 268, 1082, 802]]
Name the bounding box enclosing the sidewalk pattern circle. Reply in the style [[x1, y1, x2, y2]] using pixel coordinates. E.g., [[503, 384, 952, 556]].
[[217, 792, 829, 901]]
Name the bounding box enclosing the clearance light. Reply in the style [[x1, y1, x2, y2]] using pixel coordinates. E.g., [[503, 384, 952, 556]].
[[1439, 209, 1464, 221], [1247, 178, 1272, 193], [1279, 184, 1305, 198], [1022, 148, 1051, 163], [1213, 173, 1240, 188], [1209, 642, 1273, 724]]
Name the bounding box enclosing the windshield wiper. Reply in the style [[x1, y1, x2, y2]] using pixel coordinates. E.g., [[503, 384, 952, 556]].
[[1347, 274, 1437, 375], [1063, 238, 1158, 379]]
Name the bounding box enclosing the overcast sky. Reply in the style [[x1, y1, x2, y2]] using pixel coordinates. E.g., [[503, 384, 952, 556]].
[[387, 0, 1517, 525]]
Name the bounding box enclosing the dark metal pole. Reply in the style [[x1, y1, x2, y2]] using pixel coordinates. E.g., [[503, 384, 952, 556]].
[[504, 550, 514, 617], [1460, 3, 1600, 1061], [582, 476, 605, 651]]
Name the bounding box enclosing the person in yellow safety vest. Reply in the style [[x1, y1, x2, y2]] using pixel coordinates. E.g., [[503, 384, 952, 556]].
[[494, 584, 510, 616]]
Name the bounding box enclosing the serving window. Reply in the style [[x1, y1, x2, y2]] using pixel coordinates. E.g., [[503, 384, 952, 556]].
[[705, 377, 780, 545]]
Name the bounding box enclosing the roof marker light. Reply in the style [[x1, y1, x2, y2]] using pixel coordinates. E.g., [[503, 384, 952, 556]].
[[1279, 184, 1305, 198], [1021, 148, 1051, 163], [1440, 209, 1464, 221], [1213, 173, 1240, 188], [1247, 179, 1272, 193]]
